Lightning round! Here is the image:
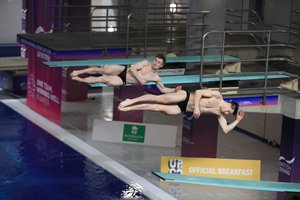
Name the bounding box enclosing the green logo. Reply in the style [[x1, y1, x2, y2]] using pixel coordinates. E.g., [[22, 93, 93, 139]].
[[123, 124, 146, 143]]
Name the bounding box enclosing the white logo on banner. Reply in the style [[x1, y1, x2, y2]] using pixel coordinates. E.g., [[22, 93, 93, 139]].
[[131, 126, 138, 134], [27, 73, 36, 98], [279, 156, 295, 176], [279, 156, 295, 164], [168, 159, 183, 174], [21, 9, 27, 20], [35, 25, 54, 34]]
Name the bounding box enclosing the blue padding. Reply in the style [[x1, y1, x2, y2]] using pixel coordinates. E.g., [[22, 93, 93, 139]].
[[43, 55, 240, 67], [90, 71, 294, 87], [153, 172, 300, 192], [0, 44, 21, 57]]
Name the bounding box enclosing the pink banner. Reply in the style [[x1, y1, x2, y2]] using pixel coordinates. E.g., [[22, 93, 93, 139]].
[[22, 0, 63, 124], [26, 47, 62, 124]]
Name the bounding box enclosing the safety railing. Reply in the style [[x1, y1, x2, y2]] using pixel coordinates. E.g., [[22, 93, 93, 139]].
[[227, 7, 300, 48], [89, 6, 209, 57], [45, 2, 209, 57], [287, 0, 300, 45], [200, 29, 300, 100], [225, 9, 268, 57], [272, 24, 300, 47], [226, 9, 266, 31]]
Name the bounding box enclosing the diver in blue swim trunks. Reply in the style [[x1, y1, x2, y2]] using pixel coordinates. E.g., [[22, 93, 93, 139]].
[[70, 54, 181, 93], [118, 89, 244, 133]]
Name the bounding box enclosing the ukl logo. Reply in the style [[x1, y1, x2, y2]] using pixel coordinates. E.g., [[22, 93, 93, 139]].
[[168, 159, 183, 174]]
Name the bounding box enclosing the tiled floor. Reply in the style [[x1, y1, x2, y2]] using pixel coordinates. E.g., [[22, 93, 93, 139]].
[[3, 87, 281, 199]]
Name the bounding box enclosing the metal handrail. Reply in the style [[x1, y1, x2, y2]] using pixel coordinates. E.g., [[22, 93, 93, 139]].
[[126, 13, 133, 57], [226, 9, 266, 30], [226, 9, 268, 56], [200, 30, 300, 98], [123, 11, 209, 57], [45, 2, 209, 57], [263, 32, 271, 103]]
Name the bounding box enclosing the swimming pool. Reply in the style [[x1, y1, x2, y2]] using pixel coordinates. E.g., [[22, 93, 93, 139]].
[[0, 102, 150, 200]]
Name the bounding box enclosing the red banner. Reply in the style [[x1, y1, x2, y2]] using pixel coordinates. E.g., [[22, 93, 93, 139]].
[[26, 47, 62, 124]]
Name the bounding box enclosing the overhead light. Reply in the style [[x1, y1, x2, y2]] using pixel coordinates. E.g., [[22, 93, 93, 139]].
[[170, 2, 177, 13], [107, 25, 115, 32]]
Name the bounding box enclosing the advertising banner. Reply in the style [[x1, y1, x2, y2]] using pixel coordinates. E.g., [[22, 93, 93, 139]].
[[224, 95, 278, 107], [26, 47, 62, 124], [161, 156, 261, 180], [92, 119, 177, 147]]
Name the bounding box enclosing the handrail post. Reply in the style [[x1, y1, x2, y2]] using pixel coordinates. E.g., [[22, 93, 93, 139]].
[[126, 13, 132, 58], [200, 32, 208, 89], [263, 31, 272, 104], [201, 12, 205, 49], [185, 12, 190, 56], [104, 8, 109, 56], [89, 7, 97, 46], [144, 12, 148, 58], [219, 31, 226, 91], [170, 11, 174, 50], [241, 0, 244, 31], [105, 8, 109, 33]]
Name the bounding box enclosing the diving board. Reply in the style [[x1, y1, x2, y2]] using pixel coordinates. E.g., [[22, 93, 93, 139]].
[[153, 172, 300, 192], [90, 71, 297, 87], [43, 55, 240, 67], [0, 57, 27, 71]]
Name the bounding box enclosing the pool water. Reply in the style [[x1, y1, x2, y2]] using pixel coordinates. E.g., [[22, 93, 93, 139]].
[[0, 103, 149, 200]]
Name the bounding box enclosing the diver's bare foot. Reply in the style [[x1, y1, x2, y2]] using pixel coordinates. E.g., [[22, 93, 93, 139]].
[[118, 105, 131, 111], [119, 99, 133, 108], [71, 76, 84, 82], [70, 70, 80, 77]]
